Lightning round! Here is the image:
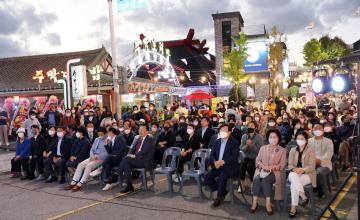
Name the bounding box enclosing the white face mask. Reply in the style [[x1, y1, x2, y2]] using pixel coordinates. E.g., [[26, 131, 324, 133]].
[[295, 124, 301, 130], [324, 127, 332, 133], [219, 131, 228, 139], [76, 132, 81, 138], [57, 132, 64, 138], [151, 127, 157, 132], [213, 118, 217, 121], [18, 133, 24, 138], [268, 137, 278, 146], [187, 128, 194, 135], [65, 113, 71, 117], [313, 130, 323, 137], [296, 139, 306, 147], [124, 129, 130, 134], [255, 117, 260, 122], [107, 136, 113, 141], [71, 110, 76, 113], [48, 130, 55, 136], [87, 128, 94, 132], [193, 121, 198, 126], [30, 115, 36, 120]]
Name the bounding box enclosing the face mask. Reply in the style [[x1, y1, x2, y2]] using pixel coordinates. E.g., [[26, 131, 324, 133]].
[[265, 111, 269, 115], [124, 129, 130, 134], [87, 128, 94, 132], [84, 112, 89, 116], [308, 124, 313, 129], [163, 126, 170, 131], [49, 130, 55, 136], [324, 127, 332, 133], [75, 132, 81, 138], [313, 130, 323, 137], [300, 119, 305, 123], [268, 122, 275, 127], [119, 127, 124, 132], [283, 115, 288, 119], [107, 136, 112, 141], [268, 137, 278, 146], [320, 119, 327, 124], [179, 120, 185, 123], [30, 115, 36, 120], [255, 117, 260, 122], [71, 110, 76, 113], [295, 124, 301, 130], [219, 131, 228, 139], [193, 121, 198, 126], [187, 128, 194, 135], [66, 113, 71, 117], [213, 118, 217, 121], [247, 128, 255, 133], [296, 139, 306, 146], [57, 132, 64, 138], [151, 127, 157, 132], [18, 133, 24, 138]]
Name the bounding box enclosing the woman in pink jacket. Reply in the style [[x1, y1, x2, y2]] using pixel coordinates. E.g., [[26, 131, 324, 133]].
[[250, 129, 286, 215]]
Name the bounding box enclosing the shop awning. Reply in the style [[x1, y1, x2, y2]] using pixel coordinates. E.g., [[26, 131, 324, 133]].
[[183, 90, 213, 100]]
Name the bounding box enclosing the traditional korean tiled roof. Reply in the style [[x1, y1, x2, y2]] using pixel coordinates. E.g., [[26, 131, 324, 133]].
[[0, 47, 114, 93]]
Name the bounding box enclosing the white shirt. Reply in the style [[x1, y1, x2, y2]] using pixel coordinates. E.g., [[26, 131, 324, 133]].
[[201, 127, 207, 138], [219, 138, 228, 160], [56, 138, 62, 156]]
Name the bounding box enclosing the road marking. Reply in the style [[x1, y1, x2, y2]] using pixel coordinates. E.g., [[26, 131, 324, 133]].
[[320, 173, 356, 219], [47, 178, 168, 220]]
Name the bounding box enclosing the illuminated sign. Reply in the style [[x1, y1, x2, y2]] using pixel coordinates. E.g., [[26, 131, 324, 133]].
[[244, 41, 269, 73], [128, 34, 179, 86], [71, 65, 88, 99], [33, 69, 66, 84], [88, 65, 102, 81]]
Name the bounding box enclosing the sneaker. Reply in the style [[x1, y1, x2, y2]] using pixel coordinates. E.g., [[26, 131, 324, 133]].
[[237, 186, 242, 193], [5, 142, 10, 146], [59, 177, 66, 184], [102, 184, 113, 191], [120, 184, 134, 193], [172, 174, 179, 183], [35, 174, 45, 181], [90, 168, 102, 177]]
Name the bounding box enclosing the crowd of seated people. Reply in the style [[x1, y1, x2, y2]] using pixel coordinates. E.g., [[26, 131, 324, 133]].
[[8, 92, 358, 218]]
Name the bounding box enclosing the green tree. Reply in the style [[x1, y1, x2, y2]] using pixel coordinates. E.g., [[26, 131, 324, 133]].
[[288, 85, 299, 97], [223, 32, 249, 102], [302, 35, 351, 66]]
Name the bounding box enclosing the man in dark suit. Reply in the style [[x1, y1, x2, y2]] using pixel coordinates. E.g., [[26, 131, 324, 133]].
[[199, 117, 215, 148], [86, 122, 98, 144], [28, 125, 47, 180], [118, 124, 154, 193], [44, 126, 73, 184], [204, 124, 240, 208], [102, 127, 129, 191]]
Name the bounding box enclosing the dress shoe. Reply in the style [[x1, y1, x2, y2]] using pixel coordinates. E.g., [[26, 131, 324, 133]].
[[211, 198, 222, 208], [46, 176, 58, 183], [249, 204, 258, 213], [289, 210, 297, 218], [120, 184, 134, 193], [11, 173, 22, 178], [65, 184, 76, 190], [72, 185, 82, 192], [59, 177, 66, 184], [266, 208, 273, 216], [27, 175, 35, 181], [20, 175, 28, 180]]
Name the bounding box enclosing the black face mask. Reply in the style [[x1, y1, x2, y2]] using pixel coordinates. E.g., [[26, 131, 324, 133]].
[[344, 122, 350, 126], [164, 126, 170, 130], [247, 128, 255, 133]]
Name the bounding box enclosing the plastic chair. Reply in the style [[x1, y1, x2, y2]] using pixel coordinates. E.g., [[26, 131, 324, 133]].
[[181, 149, 211, 199], [153, 147, 182, 195], [133, 168, 154, 192], [283, 181, 315, 216]]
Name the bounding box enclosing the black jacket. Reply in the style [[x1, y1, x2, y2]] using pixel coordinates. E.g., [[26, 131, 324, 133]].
[[198, 127, 215, 149], [29, 135, 47, 157], [44, 111, 61, 126], [51, 136, 73, 160], [181, 133, 201, 160], [156, 130, 176, 148], [129, 135, 155, 168], [70, 138, 91, 163], [210, 136, 240, 176], [105, 135, 129, 159]]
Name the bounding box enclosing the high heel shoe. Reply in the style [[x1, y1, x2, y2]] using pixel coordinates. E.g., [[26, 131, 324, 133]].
[[249, 204, 258, 213], [289, 210, 297, 218], [266, 206, 273, 215]]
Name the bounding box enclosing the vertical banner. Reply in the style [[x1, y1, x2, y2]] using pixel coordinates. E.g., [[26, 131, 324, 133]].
[[244, 41, 269, 73], [70, 65, 88, 100], [117, 0, 147, 12]]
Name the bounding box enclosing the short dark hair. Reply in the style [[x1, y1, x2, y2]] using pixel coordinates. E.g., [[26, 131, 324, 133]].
[[139, 123, 148, 130], [108, 127, 118, 135], [97, 127, 107, 133], [248, 121, 258, 128], [295, 131, 309, 140], [187, 124, 196, 130], [77, 126, 87, 135], [266, 128, 281, 140], [67, 125, 76, 131], [151, 122, 159, 128], [201, 116, 210, 122], [56, 126, 66, 131], [219, 124, 231, 132], [31, 124, 40, 129], [29, 111, 36, 115]]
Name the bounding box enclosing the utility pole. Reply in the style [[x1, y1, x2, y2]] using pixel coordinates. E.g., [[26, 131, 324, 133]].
[[107, 0, 121, 118]]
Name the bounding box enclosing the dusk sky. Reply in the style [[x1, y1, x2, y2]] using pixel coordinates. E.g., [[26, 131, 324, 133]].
[[1, 0, 359, 66]]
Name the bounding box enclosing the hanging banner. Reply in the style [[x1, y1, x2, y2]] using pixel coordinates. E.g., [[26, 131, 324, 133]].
[[244, 41, 269, 73], [70, 65, 88, 100]]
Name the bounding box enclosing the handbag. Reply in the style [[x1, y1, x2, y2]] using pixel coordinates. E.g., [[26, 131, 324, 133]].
[[259, 169, 271, 179]]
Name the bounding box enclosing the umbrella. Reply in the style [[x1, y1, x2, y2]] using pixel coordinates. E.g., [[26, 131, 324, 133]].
[[183, 90, 213, 100]]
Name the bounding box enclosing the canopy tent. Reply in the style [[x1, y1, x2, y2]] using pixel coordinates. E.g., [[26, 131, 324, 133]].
[[183, 90, 213, 100]]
